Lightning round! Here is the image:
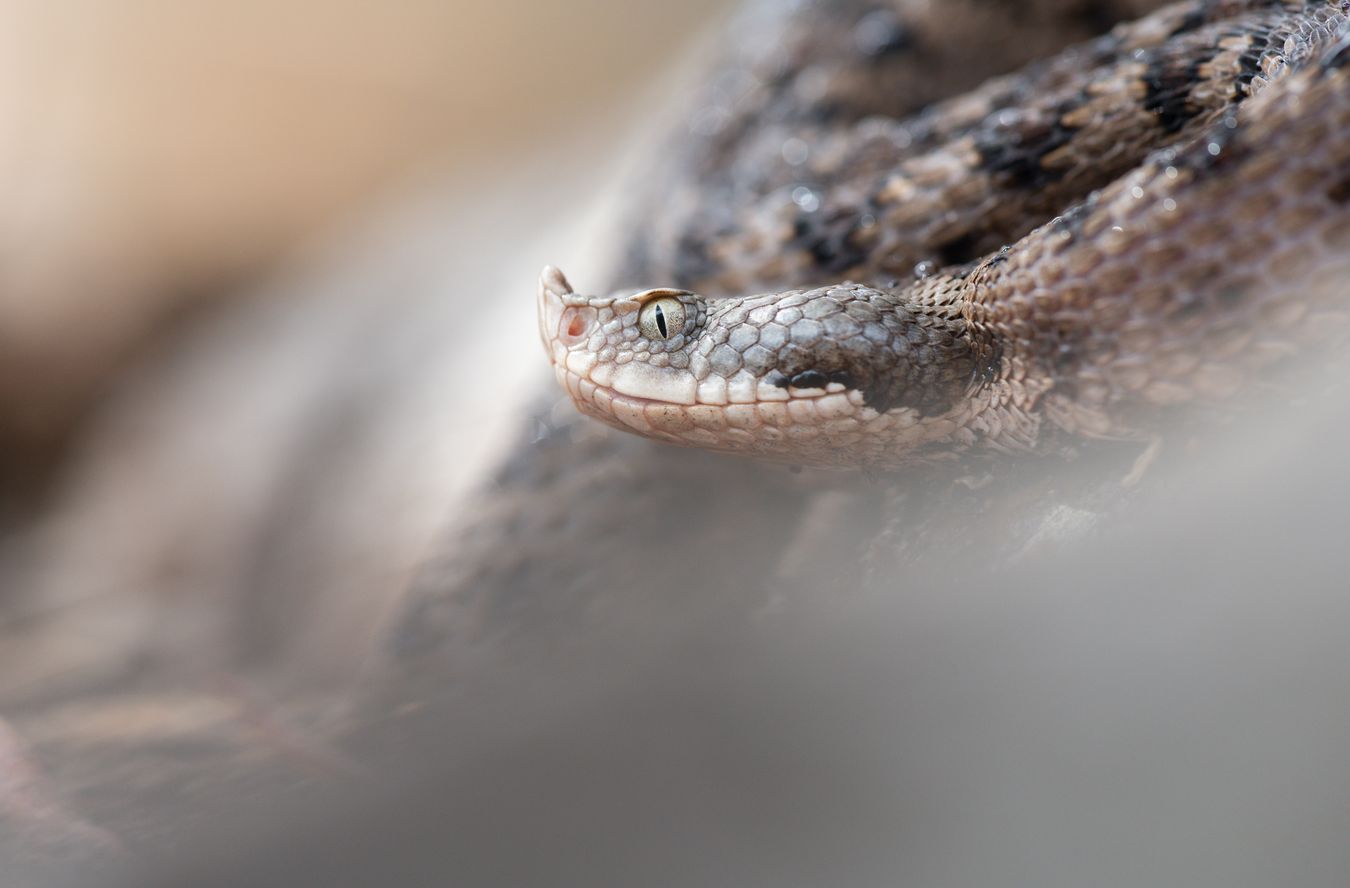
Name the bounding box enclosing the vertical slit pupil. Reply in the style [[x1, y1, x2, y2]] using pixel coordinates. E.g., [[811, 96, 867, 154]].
[[655, 304, 668, 338]]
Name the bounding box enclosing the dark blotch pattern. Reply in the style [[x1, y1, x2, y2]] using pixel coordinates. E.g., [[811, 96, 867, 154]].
[[789, 370, 831, 389], [1234, 32, 1271, 92], [1169, 8, 1207, 38], [973, 95, 1084, 189], [934, 231, 987, 268], [793, 210, 871, 274], [1143, 50, 1206, 133], [829, 370, 857, 388], [1329, 175, 1350, 205]]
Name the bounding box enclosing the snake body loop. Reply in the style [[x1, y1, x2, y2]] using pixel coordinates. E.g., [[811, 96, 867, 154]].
[[540, 0, 1350, 468]]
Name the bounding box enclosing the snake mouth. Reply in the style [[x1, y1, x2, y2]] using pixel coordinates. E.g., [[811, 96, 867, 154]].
[[555, 360, 877, 439], [553, 361, 913, 469], [557, 367, 675, 409], [553, 365, 693, 424]]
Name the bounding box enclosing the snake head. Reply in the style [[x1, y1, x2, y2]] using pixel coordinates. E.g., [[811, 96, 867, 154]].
[[537, 266, 980, 467], [538, 266, 709, 405]]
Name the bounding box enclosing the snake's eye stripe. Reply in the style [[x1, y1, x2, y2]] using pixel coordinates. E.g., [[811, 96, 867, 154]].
[[639, 297, 686, 341]]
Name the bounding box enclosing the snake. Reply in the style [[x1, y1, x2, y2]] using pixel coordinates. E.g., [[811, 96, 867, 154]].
[[538, 0, 1350, 469]]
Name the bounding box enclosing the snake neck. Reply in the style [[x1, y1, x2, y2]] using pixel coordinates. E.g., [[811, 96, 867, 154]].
[[891, 271, 1003, 400]]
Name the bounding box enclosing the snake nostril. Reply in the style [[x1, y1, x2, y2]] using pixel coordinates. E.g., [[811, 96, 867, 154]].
[[559, 307, 596, 346]]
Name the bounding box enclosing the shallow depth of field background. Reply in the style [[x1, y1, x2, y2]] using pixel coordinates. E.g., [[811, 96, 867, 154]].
[[0, 1, 726, 467], [0, 0, 732, 701]]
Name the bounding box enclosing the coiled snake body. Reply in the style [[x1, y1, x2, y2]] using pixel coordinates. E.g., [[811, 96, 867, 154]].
[[539, 0, 1350, 469]]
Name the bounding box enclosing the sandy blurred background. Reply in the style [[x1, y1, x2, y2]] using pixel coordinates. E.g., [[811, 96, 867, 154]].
[[0, 0, 728, 488]]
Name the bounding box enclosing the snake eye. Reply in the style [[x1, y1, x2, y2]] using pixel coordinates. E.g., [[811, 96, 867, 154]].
[[638, 296, 686, 341]]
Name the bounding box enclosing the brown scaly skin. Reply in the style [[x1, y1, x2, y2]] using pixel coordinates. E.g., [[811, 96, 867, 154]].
[[627, 0, 1338, 293], [542, 0, 1350, 469], [369, 0, 1350, 714]]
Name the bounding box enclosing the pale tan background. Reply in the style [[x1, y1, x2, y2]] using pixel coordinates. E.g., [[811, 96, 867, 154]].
[[0, 0, 729, 470]]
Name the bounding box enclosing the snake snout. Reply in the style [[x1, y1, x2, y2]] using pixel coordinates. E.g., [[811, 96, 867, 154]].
[[537, 266, 572, 357]]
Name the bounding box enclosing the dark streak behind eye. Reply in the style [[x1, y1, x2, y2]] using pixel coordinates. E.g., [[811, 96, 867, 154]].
[[655, 305, 668, 338]]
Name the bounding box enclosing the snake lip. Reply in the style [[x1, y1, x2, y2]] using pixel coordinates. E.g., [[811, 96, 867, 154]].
[[559, 367, 676, 409], [562, 365, 852, 412]]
